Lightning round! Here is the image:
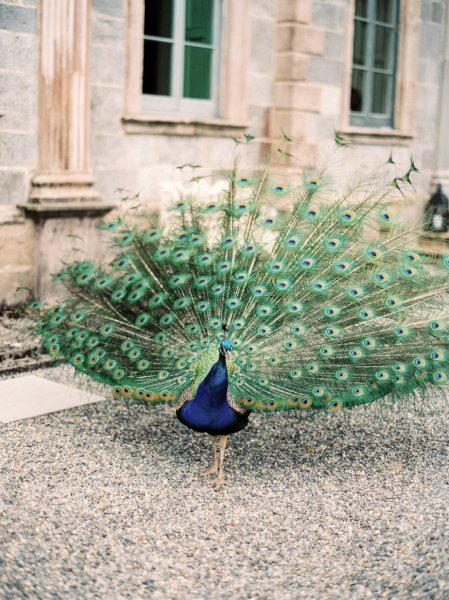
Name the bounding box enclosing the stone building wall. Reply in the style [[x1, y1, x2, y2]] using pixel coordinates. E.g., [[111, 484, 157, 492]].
[[0, 0, 448, 304]]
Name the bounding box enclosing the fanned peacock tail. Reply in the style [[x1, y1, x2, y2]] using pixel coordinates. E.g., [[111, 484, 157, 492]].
[[30, 145, 449, 413]]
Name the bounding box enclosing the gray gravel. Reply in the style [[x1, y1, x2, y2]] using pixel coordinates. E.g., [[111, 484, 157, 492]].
[[1, 367, 449, 599]]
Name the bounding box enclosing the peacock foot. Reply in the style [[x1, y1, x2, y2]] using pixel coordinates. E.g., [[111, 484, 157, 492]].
[[200, 463, 218, 477], [214, 473, 225, 491]]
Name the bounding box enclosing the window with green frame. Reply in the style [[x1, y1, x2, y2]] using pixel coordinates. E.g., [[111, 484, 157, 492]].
[[142, 0, 220, 116], [350, 0, 400, 127]]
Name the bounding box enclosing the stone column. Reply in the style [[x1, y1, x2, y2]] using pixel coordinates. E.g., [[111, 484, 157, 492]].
[[29, 0, 99, 203], [23, 0, 113, 298]]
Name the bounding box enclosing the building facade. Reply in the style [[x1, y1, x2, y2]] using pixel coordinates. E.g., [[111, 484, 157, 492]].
[[0, 0, 448, 303]]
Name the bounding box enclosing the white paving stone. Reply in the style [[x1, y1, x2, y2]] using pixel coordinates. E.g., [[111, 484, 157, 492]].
[[0, 375, 105, 423]]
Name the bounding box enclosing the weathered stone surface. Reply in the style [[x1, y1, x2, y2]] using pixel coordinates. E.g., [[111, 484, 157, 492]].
[[0, 170, 28, 205], [311, 2, 346, 30], [157, 136, 206, 166], [0, 30, 37, 72], [309, 56, 343, 86], [277, 23, 325, 55], [272, 110, 306, 140], [92, 0, 124, 18], [90, 135, 128, 168], [0, 70, 36, 132], [325, 31, 345, 58], [277, 0, 312, 23], [0, 133, 36, 167], [248, 73, 274, 107], [276, 53, 309, 82], [0, 218, 33, 304], [91, 13, 125, 47], [93, 168, 138, 203], [0, 3, 37, 33], [90, 44, 125, 87], [91, 86, 124, 134], [419, 22, 444, 61], [274, 82, 322, 112], [250, 17, 276, 74]]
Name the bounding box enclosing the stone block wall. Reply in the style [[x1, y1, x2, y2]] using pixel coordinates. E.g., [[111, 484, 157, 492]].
[[1, 0, 449, 302], [0, 1, 38, 303]]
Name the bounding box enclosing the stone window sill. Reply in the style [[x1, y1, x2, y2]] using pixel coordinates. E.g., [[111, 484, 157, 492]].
[[336, 127, 414, 146], [122, 114, 248, 137]]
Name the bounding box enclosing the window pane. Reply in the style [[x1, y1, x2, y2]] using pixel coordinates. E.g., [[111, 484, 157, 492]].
[[185, 0, 214, 44], [374, 26, 393, 69], [376, 0, 394, 23], [372, 72, 390, 113], [144, 0, 173, 38], [355, 0, 368, 17], [353, 20, 367, 65], [183, 46, 212, 98], [351, 69, 364, 111], [142, 40, 172, 95]]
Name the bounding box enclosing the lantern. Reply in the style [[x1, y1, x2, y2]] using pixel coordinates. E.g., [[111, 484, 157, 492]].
[[424, 184, 449, 232]]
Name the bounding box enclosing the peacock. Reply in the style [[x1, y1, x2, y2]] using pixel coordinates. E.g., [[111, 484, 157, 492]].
[[30, 143, 449, 489]]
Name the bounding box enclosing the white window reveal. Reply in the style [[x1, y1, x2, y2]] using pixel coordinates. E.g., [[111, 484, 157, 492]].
[[142, 0, 221, 118]]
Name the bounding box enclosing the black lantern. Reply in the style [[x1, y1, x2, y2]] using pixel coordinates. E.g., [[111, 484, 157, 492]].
[[424, 184, 449, 232]]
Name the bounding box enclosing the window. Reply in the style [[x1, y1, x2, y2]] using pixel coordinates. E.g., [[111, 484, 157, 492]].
[[141, 0, 221, 117], [350, 0, 400, 128]]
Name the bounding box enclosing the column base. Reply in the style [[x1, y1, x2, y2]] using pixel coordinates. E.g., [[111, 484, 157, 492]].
[[29, 173, 101, 204]]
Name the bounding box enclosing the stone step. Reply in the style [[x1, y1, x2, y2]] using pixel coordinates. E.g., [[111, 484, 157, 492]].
[[0, 375, 105, 423]]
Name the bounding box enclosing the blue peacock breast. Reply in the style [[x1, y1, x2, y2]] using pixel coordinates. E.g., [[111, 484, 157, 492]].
[[176, 361, 249, 435]]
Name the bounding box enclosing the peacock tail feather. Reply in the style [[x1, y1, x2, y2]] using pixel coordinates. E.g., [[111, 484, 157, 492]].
[[30, 148, 449, 413]]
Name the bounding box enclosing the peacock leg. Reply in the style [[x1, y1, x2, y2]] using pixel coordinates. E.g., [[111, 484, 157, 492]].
[[215, 435, 228, 490], [201, 435, 218, 476]]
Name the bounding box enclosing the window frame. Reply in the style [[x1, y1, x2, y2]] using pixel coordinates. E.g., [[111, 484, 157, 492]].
[[124, 0, 249, 136], [141, 0, 221, 117], [339, 0, 421, 144], [350, 0, 400, 128]]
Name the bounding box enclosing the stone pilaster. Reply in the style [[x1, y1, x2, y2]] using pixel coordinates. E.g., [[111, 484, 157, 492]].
[[29, 0, 99, 203], [272, 0, 323, 165], [22, 0, 114, 298]]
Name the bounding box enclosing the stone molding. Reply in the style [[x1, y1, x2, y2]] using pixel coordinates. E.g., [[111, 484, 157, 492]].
[[19, 202, 116, 220], [122, 114, 247, 137]]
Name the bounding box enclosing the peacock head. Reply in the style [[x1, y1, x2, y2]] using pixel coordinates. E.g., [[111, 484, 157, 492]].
[[219, 339, 233, 358]]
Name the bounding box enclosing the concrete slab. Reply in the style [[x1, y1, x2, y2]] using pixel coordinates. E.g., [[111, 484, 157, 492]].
[[0, 375, 105, 423]]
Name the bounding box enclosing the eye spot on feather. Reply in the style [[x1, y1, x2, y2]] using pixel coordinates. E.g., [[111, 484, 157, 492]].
[[290, 369, 302, 379], [307, 363, 319, 374], [352, 387, 365, 397], [433, 372, 447, 383], [113, 369, 125, 381], [329, 400, 342, 412], [305, 178, 320, 191], [299, 397, 312, 409], [375, 371, 389, 381], [413, 357, 426, 367]]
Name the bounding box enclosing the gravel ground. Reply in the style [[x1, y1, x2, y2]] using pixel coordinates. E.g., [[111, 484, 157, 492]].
[[1, 367, 449, 599]]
